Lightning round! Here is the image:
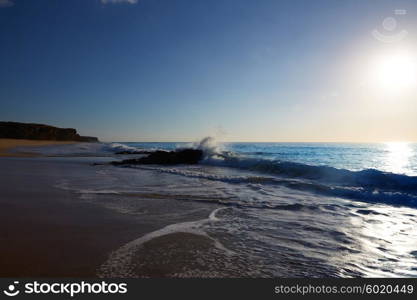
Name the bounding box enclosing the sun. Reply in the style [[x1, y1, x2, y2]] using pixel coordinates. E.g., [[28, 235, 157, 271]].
[[370, 50, 417, 92]]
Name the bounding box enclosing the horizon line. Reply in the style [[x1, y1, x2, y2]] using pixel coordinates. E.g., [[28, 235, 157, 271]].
[[103, 140, 417, 144]]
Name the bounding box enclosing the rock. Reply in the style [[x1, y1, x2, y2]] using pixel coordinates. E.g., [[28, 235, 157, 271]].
[[78, 136, 99, 143], [115, 150, 152, 155], [0, 121, 99, 142], [112, 149, 203, 165]]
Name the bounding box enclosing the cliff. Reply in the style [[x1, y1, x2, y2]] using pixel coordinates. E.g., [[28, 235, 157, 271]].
[[0, 122, 99, 142]]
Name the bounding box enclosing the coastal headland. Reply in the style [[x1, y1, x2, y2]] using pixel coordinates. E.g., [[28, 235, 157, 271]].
[[0, 121, 98, 157]]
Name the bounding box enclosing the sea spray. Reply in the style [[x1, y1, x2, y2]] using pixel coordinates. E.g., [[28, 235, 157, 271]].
[[189, 136, 233, 159]]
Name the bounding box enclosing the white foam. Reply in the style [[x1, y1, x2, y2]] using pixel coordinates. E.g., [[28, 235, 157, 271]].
[[97, 207, 232, 278], [104, 143, 140, 153]]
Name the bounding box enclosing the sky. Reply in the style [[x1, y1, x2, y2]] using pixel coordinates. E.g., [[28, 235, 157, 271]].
[[1, 0, 417, 142]]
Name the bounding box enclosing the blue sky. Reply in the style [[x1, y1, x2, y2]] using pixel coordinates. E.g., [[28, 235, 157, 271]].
[[1, 0, 417, 142]]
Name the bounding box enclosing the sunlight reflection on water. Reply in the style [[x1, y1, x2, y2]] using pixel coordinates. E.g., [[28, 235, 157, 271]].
[[358, 206, 417, 277], [339, 204, 417, 277], [384, 142, 414, 175]]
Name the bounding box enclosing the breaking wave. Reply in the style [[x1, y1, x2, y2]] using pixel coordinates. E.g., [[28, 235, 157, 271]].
[[132, 165, 417, 208], [111, 137, 417, 208], [104, 143, 143, 153], [203, 156, 417, 193], [179, 137, 417, 194]]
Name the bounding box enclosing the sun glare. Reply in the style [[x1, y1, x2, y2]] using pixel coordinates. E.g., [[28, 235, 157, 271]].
[[384, 142, 413, 175], [370, 50, 417, 92]]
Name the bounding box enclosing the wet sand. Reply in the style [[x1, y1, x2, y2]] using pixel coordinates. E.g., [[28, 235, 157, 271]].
[[0, 156, 217, 277], [0, 157, 160, 277], [130, 232, 256, 278], [0, 141, 228, 277], [0, 139, 76, 157]]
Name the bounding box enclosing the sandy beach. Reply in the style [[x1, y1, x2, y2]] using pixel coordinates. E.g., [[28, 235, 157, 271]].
[[0, 143, 216, 277], [1, 140, 417, 278], [0, 156, 165, 277], [0, 139, 77, 157], [0, 140, 131, 276]]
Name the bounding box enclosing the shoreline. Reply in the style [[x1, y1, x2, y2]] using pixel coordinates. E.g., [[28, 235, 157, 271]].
[[0, 155, 215, 277], [0, 139, 78, 157], [0, 156, 159, 276], [2, 142, 416, 277]]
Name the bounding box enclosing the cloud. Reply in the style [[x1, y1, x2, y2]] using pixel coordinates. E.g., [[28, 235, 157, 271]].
[[0, 0, 14, 8], [101, 0, 138, 4]]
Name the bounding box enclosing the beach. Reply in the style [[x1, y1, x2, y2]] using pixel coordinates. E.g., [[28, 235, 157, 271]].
[[1, 141, 417, 277], [0, 141, 219, 277], [0, 157, 216, 277], [0, 139, 77, 157], [0, 157, 137, 276]]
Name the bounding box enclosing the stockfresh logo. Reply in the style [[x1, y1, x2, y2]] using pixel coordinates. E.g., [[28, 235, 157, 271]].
[[3, 281, 20, 297], [3, 281, 128, 297]]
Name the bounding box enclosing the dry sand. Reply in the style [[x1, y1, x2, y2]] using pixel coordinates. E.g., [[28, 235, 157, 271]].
[[0, 139, 77, 157]]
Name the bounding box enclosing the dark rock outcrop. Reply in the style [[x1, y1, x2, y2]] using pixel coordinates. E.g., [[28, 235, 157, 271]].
[[0, 121, 99, 142], [115, 150, 153, 155], [112, 149, 203, 165], [78, 136, 100, 143]]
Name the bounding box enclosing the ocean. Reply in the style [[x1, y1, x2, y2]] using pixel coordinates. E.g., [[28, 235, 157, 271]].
[[24, 140, 417, 277], [121, 141, 417, 175]]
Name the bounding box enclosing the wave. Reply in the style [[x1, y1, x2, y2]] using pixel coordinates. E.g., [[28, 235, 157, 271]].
[[104, 143, 142, 153], [201, 155, 417, 192], [131, 165, 417, 208], [111, 137, 417, 207]]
